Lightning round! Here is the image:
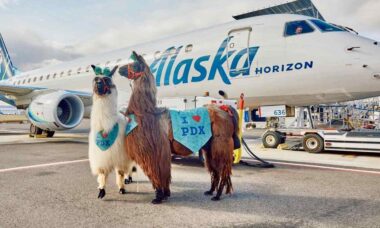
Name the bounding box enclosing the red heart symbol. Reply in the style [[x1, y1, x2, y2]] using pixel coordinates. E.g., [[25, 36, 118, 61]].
[[192, 115, 201, 122], [102, 133, 108, 138]]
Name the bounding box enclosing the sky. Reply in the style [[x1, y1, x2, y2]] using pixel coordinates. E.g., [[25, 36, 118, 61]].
[[0, 0, 379, 71]]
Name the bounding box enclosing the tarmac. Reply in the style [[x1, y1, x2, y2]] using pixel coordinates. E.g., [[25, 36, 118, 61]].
[[0, 122, 380, 227]]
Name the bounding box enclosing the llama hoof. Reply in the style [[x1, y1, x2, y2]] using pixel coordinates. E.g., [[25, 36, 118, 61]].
[[124, 176, 133, 184], [151, 198, 163, 204], [204, 190, 213, 196], [211, 196, 220, 201], [119, 188, 127, 194], [164, 189, 171, 198], [98, 189, 106, 199], [152, 189, 165, 204]]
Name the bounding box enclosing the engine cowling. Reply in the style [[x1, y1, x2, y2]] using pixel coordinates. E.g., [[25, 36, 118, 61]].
[[26, 91, 84, 131]]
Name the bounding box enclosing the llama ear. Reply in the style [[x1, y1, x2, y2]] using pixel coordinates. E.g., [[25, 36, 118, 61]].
[[109, 65, 118, 77], [132, 51, 146, 66], [91, 65, 102, 76], [131, 51, 138, 62]]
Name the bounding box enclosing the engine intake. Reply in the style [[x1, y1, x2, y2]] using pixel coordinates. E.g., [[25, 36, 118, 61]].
[[27, 91, 84, 131]]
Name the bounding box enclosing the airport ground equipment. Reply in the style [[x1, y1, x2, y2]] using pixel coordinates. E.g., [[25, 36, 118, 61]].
[[260, 104, 380, 153], [300, 129, 380, 153]]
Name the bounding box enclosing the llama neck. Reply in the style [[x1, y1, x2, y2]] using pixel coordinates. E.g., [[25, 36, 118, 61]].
[[127, 75, 157, 114], [91, 91, 119, 132]]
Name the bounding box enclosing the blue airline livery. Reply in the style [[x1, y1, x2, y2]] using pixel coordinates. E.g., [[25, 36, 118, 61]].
[[150, 37, 314, 86]]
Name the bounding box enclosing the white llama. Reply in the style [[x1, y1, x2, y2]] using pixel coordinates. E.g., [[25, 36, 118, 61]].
[[88, 65, 134, 199]]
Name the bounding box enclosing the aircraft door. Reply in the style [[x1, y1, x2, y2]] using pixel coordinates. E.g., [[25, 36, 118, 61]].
[[226, 27, 252, 75]]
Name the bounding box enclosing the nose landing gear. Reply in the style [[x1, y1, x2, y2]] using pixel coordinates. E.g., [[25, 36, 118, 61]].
[[29, 124, 55, 138]]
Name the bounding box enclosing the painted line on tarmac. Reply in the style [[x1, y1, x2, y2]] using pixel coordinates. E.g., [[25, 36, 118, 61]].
[[0, 159, 89, 173], [268, 160, 380, 175]]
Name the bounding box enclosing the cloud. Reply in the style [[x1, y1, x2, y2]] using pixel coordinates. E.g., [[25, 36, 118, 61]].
[[74, 0, 255, 55], [4, 30, 82, 70], [0, 0, 16, 9]]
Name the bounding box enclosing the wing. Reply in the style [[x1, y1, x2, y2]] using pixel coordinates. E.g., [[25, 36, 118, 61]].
[[0, 84, 92, 107]]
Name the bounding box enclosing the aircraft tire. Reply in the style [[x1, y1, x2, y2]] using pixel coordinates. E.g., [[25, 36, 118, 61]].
[[46, 131, 55, 138], [29, 124, 43, 137]]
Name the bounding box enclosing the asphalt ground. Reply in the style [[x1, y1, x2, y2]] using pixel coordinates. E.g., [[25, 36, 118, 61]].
[[0, 123, 380, 227]]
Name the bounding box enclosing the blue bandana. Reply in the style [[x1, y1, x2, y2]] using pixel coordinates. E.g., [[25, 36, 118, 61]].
[[95, 115, 138, 151], [96, 123, 119, 151], [170, 107, 212, 153], [125, 114, 138, 136]]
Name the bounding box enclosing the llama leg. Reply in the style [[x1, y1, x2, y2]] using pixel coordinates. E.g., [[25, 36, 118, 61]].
[[225, 176, 233, 195], [154, 144, 172, 204], [212, 178, 226, 201], [204, 172, 219, 195], [115, 168, 127, 194], [97, 171, 108, 199], [204, 151, 219, 196], [152, 188, 165, 204], [164, 187, 171, 199], [124, 166, 137, 184], [163, 164, 171, 200]]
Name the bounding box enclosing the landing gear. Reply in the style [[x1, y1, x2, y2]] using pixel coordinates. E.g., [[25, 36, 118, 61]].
[[29, 124, 55, 138], [46, 130, 55, 138], [29, 124, 43, 137]]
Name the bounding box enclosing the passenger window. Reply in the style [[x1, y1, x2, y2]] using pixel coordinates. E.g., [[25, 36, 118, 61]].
[[23, 79, 26, 84], [28, 78, 31, 83], [68, 70, 72, 76], [285, 20, 314, 37], [60, 72, 64, 77], [77, 67, 82, 74], [310, 19, 344, 32], [33, 77, 37, 82], [185, 44, 193, 53], [46, 74, 50, 80], [53, 73, 57, 79], [154, 51, 161, 60], [39, 76, 43, 81]]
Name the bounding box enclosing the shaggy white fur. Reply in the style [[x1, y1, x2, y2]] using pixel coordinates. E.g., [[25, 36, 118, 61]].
[[89, 86, 134, 194]]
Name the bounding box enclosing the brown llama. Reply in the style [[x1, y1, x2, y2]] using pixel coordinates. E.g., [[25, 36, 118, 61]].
[[122, 55, 172, 204], [120, 51, 240, 202]]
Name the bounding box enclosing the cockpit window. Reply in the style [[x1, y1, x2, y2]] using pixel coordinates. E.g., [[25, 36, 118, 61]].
[[284, 20, 314, 37], [310, 19, 345, 32]]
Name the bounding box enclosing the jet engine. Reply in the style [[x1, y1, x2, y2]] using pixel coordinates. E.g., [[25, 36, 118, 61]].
[[27, 91, 84, 131]]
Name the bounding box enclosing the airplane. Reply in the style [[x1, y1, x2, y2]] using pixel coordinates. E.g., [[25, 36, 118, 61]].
[[0, 14, 379, 137]]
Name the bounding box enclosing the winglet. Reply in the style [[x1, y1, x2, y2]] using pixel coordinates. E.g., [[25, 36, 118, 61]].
[[0, 33, 16, 81]]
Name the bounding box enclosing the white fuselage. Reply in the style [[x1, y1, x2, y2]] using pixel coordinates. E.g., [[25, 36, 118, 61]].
[[4, 14, 380, 111]]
